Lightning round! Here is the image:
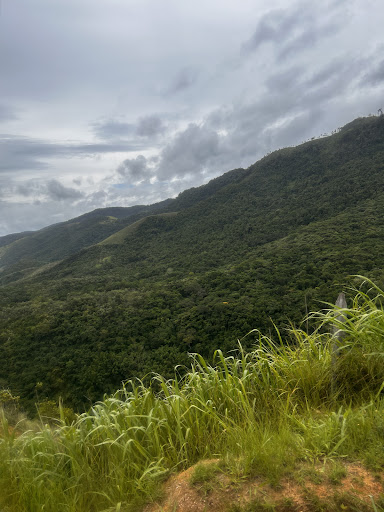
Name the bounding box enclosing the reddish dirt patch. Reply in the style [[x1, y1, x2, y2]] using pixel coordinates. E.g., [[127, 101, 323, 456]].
[[251, 462, 384, 511], [143, 460, 238, 512], [143, 460, 384, 512]]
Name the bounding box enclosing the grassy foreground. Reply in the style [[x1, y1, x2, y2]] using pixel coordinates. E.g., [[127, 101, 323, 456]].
[[1, 277, 384, 511]]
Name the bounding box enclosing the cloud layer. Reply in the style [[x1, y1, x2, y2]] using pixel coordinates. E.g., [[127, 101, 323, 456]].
[[1, 0, 384, 235]]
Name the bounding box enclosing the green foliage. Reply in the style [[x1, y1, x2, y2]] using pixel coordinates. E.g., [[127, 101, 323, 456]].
[[189, 461, 222, 486], [327, 460, 348, 485], [0, 389, 20, 407], [36, 399, 77, 425], [0, 282, 384, 510], [0, 389, 20, 424], [189, 461, 224, 495], [1, 115, 384, 411]]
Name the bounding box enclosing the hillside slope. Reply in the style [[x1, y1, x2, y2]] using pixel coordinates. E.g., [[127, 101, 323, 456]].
[[0, 168, 251, 280], [0, 202, 175, 280], [2, 286, 384, 512], [1, 115, 384, 410]]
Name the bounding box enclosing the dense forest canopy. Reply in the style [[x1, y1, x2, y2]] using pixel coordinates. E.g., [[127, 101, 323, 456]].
[[1, 115, 384, 412]]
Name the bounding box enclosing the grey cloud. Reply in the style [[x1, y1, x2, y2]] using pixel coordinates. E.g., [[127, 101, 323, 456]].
[[250, 56, 368, 126], [0, 1, 153, 103], [117, 155, 150, 182], [265, 109, 325, 150], [204, 55, 376, 164], [157, 124, 220, 180], [149, 155, 160, 164], [114, 123, 223, 187], [0, 104, 18, 122], [300, 57, 370, 106], [0, 135, 51, 171], [363, 59, 384, 87], [136, 115, 165, 137], [16, 180, 42, 197], [261, 57, 366, 118], [305, 59, 347, 89], [46, 180, 84, 201], [73, 142, 145, 155], [277, 21, 340, 61], [15, 178, 84, 202], [0, 134, 146, 172], [242, 6, 306, 53], [166, 68, 197, 95], [93, 115, 165, 141], [265, 66, 304, 93], [92, 120, 135, 140], [242, 3, 343, 62]]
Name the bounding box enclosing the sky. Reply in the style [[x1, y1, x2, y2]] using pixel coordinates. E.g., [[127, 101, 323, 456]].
[[0, 0, 383, 235]]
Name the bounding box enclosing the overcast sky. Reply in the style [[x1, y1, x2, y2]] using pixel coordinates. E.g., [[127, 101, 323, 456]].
[[0, 0, 383, 235]]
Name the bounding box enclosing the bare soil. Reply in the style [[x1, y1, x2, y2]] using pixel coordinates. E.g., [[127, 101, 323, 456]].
[[143, 459, 384, 512]]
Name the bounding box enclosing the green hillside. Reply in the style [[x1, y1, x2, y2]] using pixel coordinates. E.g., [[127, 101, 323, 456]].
[[1, 115, 384, 411], [0, 201, 174, 283], [100, 212, 178, 246], [1, 284, 384, 511]]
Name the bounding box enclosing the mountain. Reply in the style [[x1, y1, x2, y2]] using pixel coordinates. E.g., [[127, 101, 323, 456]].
[[0, 200, 176, 281], [1, 115, 384, 411], [0, 167, 252, 283]]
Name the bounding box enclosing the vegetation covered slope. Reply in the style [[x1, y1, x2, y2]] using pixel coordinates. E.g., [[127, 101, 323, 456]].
[[1, 115, 384, 411], [0, 201, 176, 281], [0, 166, 252, 281], [1, 280, 384, 512]]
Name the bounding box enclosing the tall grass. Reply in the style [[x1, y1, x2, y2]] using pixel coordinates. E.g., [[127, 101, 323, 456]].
[[1, 277, 384, 511]]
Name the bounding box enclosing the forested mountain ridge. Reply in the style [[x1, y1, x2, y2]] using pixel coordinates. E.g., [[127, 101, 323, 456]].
[[0, 167, 249, 281], [1, 115, 383, 282], [1, 115, 384, 411], [0, 200, 176, 280], [28, 115, 384, 282]]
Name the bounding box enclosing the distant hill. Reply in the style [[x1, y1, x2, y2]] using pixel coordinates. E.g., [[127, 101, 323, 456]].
[[1, 114, 384, 411], [0, 200, 176, 278], [0, 168, 251, 282], [0, 231, 34, 248]]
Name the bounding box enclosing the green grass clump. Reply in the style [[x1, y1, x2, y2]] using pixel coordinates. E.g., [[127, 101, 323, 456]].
[[189, 460, 224, 495], [327, 460, 348, 485], [1, 277, 384, 511], [189, 461, 222, 486]]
